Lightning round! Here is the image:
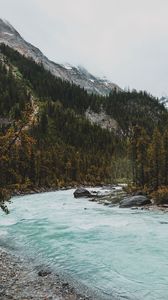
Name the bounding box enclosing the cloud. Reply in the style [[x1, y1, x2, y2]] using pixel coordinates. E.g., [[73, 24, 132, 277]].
[[1, 0, 168, 96]]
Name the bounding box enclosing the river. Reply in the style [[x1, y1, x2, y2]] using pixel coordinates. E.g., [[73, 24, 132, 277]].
[[0, 188, 168, 299]]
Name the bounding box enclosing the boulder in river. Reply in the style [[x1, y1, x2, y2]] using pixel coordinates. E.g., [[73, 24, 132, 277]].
[[74, 188, 93, 198], [119, 195, 151, 208]]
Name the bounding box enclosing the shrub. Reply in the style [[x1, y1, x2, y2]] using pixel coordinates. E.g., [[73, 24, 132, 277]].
[[0, 188, 11, 202], [151, 187, 168, 205]]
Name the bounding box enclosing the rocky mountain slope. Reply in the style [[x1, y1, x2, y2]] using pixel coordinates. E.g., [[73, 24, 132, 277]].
[[0, 18, 120, 96]]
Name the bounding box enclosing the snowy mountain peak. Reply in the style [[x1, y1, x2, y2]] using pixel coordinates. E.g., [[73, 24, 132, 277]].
[[0, 18, 121, 96]]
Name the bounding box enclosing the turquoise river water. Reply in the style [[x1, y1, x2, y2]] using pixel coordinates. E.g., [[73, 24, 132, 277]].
[[0, 188, 168, 299]]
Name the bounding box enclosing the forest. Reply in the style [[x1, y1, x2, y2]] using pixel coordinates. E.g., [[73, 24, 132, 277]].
[[0, 44, 168, 204]]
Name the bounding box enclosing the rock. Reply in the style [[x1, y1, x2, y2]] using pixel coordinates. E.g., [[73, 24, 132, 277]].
[[73, 188, 92, 198], [160, 221, 168, 224], [119, 196, 151, 208], [91, 191, 97, 194], [62, 282, 69, 288], [38, 269, 51, 277], [104, 200, 111, 206], [134, 191, 147, 196], [89, 198, 97, 202]]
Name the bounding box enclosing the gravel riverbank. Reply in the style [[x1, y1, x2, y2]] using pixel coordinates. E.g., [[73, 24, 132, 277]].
[[0, 249, 93, 300]]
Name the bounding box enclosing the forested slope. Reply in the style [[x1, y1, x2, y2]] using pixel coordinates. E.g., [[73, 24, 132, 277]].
[[0, 44, 168, 202]]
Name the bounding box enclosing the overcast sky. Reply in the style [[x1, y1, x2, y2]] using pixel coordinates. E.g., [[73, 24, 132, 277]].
[[1, 0, 168, 97]]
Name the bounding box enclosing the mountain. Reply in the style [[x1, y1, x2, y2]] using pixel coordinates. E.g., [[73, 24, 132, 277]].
[[0, 42, 168, 200], [0, 18, 121, 96]]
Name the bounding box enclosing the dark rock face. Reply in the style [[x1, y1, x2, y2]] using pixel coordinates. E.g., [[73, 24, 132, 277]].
[[74, 188, 92, 198], [119, 196, 151, 208]]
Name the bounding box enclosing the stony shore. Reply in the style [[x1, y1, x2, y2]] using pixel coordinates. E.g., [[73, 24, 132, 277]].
[[0, 249, 93, 300]]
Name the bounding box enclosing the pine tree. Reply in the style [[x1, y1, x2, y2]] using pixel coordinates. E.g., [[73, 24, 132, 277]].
[[136, 128, 150, 187], [148, 129, 163, 190], [162, 128, 168, 186]]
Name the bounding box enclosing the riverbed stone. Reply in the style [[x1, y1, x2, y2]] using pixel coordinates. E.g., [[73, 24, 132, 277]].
[[38, 269, 52, 277], [119, 195, 151, 208], [74, 188, 92, 198]]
